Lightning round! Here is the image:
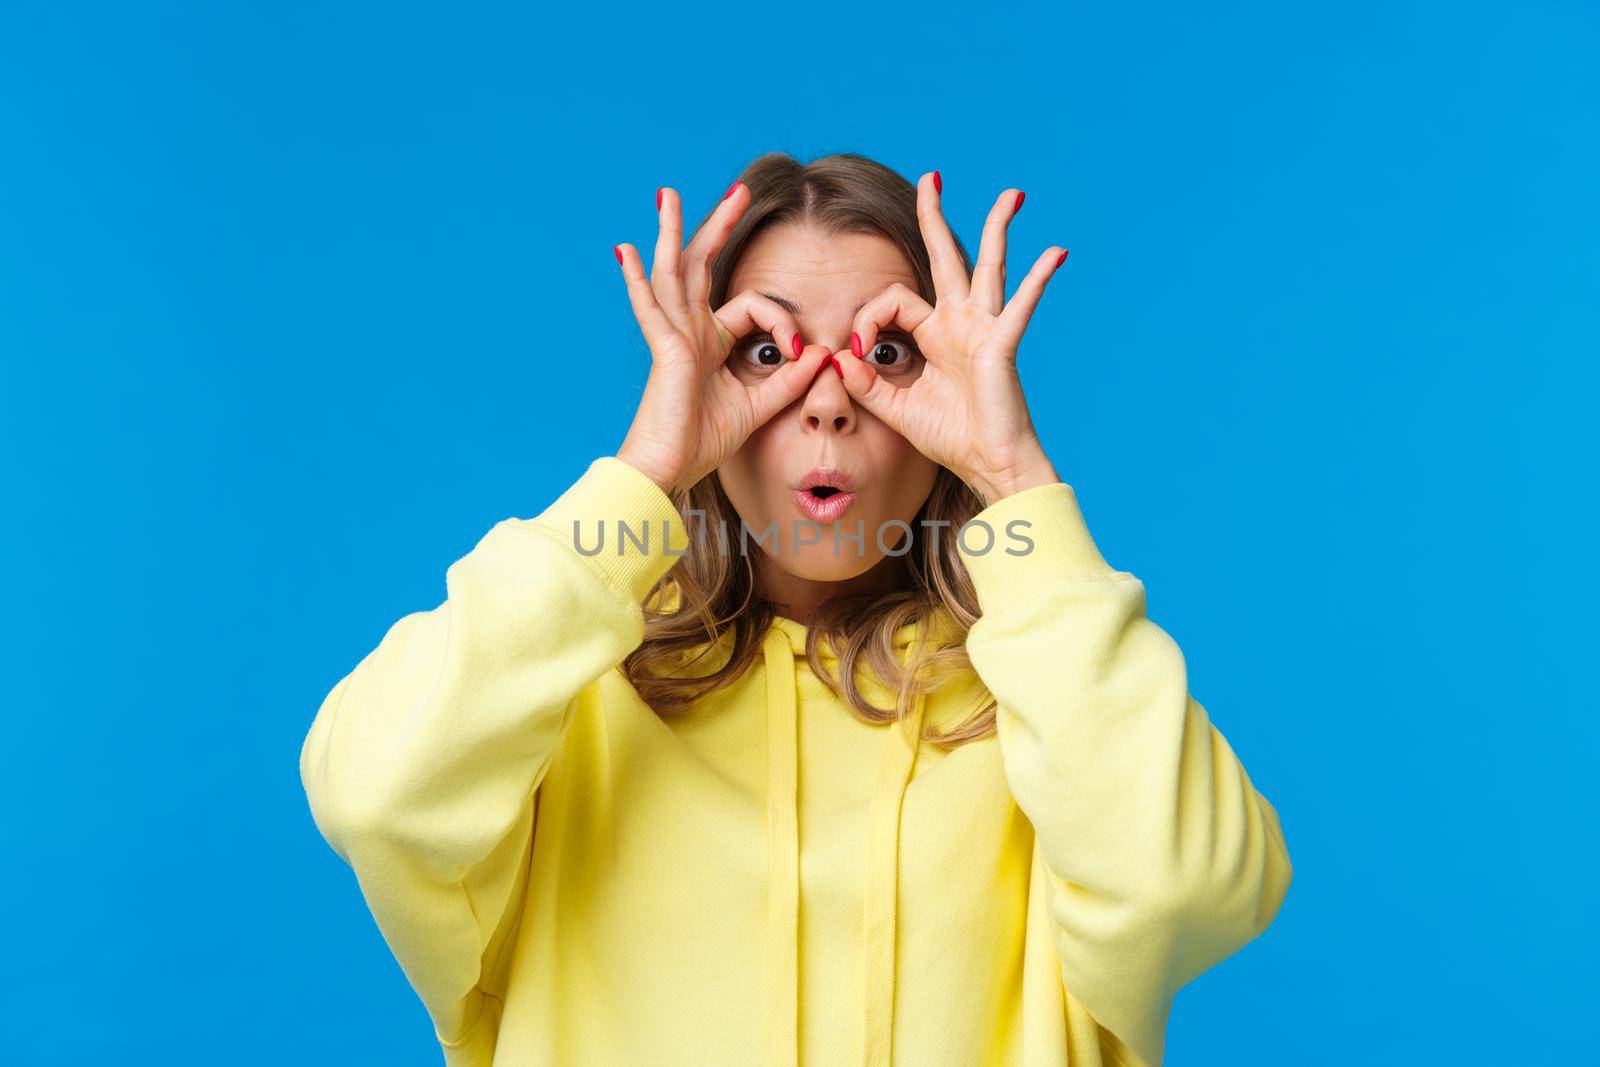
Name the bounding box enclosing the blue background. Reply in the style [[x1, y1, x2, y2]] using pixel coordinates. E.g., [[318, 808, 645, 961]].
[[3, 1, 1594, 1063]]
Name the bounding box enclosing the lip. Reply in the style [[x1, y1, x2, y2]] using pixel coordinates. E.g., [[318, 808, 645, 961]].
[[792, 466, 859, 523], [795, 467, 857, 493], [793, 487, 857, 523]]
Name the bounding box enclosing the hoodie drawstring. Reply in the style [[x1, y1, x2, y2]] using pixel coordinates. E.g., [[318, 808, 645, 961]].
[[861, 670, 926, 1066], [762, 627, 801, 1067], [761, 620, 929, 1067]]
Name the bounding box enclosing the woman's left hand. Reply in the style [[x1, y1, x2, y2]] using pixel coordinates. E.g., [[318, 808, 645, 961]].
[[833, 173, 1067, 506]]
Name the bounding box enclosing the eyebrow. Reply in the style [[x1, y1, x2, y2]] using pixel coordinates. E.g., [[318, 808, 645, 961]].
[[762, 293, 871, 318]]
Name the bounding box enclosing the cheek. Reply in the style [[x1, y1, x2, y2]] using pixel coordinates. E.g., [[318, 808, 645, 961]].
[[717, 420, 794, 515], [863, 425, 940, 516]]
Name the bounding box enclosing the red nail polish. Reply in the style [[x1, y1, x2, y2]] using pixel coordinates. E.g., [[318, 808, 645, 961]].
[[932, 170, 942, 194], [613, 244, 623, 265], [723, 181, 740, 201], [790, 334, 803, 358], [830, 355, 844, 379], [850, 332, 863, 358], [1014, 190, 1026, 213], [1055, 249, 1069, 269], [656, 188, 663, 211]]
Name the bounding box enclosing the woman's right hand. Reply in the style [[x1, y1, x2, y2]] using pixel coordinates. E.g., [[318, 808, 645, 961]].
[[612, 181, 833, 497]]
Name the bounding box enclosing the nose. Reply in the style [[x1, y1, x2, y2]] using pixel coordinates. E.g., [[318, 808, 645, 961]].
[[798, 343, 856, 434]]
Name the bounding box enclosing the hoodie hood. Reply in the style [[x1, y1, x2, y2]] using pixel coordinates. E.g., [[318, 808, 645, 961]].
[[650, 583, 959, 1066], [766, 606, 972, 1067], [759, 616, 931, 1067]]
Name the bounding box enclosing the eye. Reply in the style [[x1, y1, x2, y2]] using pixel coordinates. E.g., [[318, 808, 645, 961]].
[[865, 336, 920, 370], [736, 335, 787, 369]]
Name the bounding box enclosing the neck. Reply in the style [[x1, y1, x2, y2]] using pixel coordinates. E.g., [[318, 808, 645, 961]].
[[756, 551, 912, 626]]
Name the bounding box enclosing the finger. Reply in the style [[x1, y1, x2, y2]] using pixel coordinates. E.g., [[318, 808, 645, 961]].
[[849, 282, 934, 367], [713, 289, 805, 361], [995, 246, 1068, 346], [834, 348, 910, 432], [746, 344, 833, 426], [683, 180, 748, 308], [651, 186, 690, 324], [613, 242, 684, 362], [916, 171, 969, 302], [971, 188, 1024, 315]]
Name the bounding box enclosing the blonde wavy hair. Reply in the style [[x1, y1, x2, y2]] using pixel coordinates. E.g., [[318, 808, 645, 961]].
[[623, 151, 998, 748]]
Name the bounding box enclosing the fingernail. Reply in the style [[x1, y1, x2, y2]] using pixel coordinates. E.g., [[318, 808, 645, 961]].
[[656, 187, 663, 211], [830, 355, 844, 379], [790, 334, 803, 358], [932, 170, 942, 195], [723, 181, 741, 201], [850, 332, 863, 358], [1014, 190, 1026, 213], [1055, 249, 1069, 269], [613, 244, 623, 265]]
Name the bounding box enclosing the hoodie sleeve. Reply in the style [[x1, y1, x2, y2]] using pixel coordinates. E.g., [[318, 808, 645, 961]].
[[298, 456, 688, 1051], [956, 481, 1293, 1067]]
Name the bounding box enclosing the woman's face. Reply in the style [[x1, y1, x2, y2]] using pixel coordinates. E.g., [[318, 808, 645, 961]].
[[717, 222, 940, 591]]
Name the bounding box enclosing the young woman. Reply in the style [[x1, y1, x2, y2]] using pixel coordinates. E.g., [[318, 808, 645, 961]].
[[300, 152, 1293, 1067]]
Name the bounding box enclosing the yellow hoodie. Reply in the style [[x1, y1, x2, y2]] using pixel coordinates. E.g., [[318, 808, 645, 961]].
[[299, 456, 1292, 1067]]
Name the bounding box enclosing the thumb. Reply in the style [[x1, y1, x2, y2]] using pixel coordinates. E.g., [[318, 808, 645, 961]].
[[834, 349, 905, 430], [746, 344, 832, 427]]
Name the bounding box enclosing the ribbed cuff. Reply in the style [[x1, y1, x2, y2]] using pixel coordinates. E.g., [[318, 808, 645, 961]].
[[527, 456, 690, 605], [957, 481, 1120, 617]]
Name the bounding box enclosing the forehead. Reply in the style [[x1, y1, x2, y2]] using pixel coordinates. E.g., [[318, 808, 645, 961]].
[[726, 224, 917, 319]]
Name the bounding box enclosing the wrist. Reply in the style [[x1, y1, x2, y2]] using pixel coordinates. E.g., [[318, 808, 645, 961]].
[[613, 449, 682, 497], [962, 446, 1060, 506]]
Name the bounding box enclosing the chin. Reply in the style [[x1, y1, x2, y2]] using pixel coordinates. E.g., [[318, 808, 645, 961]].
[[769, 545, 885, 583]]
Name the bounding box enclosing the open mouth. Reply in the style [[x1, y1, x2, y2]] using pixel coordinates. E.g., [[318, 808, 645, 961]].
[[793, 481, 857, 522], [793, 466, 858, 522]]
